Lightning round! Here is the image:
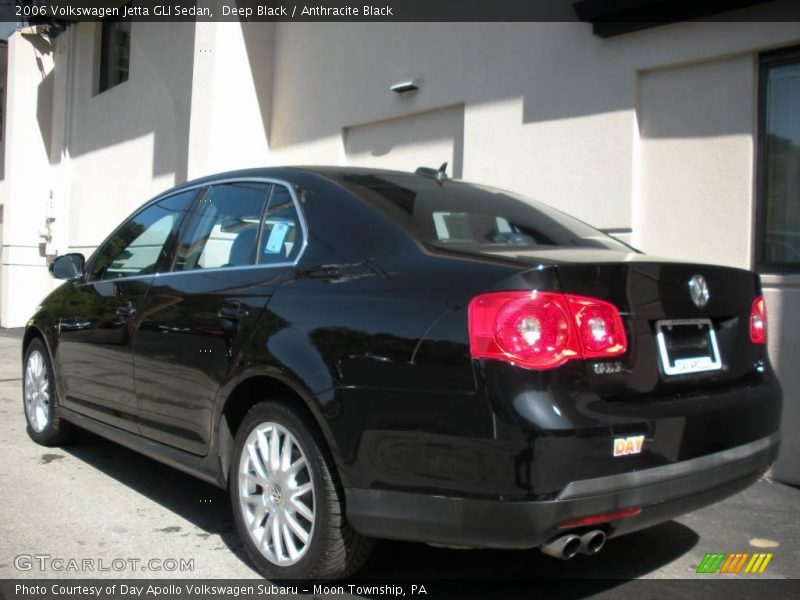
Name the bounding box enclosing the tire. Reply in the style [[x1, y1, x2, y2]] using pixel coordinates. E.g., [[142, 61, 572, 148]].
[[230, 400, 373, 579], [23, 338, 75, 446]]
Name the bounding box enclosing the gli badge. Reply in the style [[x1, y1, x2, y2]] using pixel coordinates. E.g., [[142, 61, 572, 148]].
[[613, 435, 645, 457]]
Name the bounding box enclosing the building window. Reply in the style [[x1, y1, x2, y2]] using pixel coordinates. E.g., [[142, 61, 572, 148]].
[[757, 46, 800, 271], [98, 20, 130, 93]]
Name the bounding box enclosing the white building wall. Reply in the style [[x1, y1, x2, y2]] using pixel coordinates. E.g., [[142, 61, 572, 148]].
[[186, 22, 274, 179], [262, 20, 800, 232], [1, 32, 56, 328], [59, 21, 195, 252], [635, 54, 757, 268]]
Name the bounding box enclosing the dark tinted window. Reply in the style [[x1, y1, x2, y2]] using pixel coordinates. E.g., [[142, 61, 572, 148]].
[[758, 47, 800, 270], [172, 182, 269, 272], [91, 191, 194, 281], [339, 173, 629, 252], [98, 20, 130, 93]]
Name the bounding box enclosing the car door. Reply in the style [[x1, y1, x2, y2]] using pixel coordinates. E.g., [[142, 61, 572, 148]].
[[133, 180, 306, 455], [55, 190, 197, 433]]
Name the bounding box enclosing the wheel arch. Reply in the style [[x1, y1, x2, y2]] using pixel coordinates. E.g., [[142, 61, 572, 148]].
[[22, 323, 67, 408], [22, 324, 50, 360], [215, 370, 345, 488]]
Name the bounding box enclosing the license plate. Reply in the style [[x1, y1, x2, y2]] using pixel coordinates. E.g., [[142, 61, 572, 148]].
[[655, 318, 722, 376]]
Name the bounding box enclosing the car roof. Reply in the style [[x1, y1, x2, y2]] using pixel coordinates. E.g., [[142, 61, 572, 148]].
[[167, 165, 426, 195]]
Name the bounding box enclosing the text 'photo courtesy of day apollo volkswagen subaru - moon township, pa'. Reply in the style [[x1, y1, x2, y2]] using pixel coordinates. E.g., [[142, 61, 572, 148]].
[[23, 166, 781, 579]]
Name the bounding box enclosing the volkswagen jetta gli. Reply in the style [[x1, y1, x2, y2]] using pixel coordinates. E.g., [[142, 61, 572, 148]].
[[23, 167, 781, 579]]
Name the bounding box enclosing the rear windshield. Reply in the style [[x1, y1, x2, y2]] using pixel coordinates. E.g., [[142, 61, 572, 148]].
[[338, 173, 631, 252]]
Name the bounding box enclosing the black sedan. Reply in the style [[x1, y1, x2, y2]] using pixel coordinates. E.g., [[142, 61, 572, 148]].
[[23, 166, 781, 579]]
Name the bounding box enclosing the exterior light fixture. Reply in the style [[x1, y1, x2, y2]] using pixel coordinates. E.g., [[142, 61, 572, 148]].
[[391, 77, 422, 94]]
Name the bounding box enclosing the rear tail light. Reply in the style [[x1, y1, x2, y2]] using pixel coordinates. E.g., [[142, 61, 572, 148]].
[[468, 291, 627, 370], [567, 295, 627, 358], [750, 295, 767, 344]]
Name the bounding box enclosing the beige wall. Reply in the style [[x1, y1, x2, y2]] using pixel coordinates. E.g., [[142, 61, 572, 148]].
[[186, 22, 274, 179], [344, 104, 465, 175], [59, 21, 195, 250], [1, 32, 56, 327], [263, 20, 800, 230], [635, 54, 757, 268]]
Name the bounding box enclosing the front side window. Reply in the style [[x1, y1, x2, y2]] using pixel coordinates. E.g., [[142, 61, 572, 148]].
[[91, 191, 195, 281], [758, 46, 800, 271], [98, 19, 131, 93]]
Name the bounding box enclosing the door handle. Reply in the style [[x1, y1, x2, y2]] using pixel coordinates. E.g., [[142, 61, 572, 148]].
[[218, 302, 249, 321]]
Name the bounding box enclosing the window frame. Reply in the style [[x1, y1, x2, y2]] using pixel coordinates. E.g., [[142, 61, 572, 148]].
[[97, 18, 131, 94], [85, 188, 200, 283], [84, 178, 309, 284], [169, 179, 307, 275], [169, 181, 272, 273], [755, 44, 800, 274]]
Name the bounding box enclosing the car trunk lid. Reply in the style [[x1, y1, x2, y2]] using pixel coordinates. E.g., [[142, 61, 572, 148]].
[[552, 260, 763, 398]]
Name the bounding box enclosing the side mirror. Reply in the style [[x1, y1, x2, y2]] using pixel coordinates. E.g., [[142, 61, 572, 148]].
[[49, 253, 85, 281]]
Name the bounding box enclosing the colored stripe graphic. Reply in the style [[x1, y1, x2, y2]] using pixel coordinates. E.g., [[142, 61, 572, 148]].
[[734, 553, 750, 573], [744, 553, 774, 574], [697, 552, 773, 574], [720, 553, 737, 573], [697, 553, 726, 573]]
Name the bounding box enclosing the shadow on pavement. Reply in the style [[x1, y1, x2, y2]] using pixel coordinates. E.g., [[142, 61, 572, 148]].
[[361, 518, 698, 579], [60, 430, 249, 567], [60, 430, 700, 597]]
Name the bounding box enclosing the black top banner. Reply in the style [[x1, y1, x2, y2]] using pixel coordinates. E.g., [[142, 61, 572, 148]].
[[4, 0, 800, 24]]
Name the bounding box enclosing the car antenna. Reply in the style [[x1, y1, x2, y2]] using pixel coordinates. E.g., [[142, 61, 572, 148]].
[[414, 162, 449, 185]]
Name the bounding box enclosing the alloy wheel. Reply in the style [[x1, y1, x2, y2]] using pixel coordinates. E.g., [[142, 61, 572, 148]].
[[238, 421, 315, 566], [24, 350, 50, 433]]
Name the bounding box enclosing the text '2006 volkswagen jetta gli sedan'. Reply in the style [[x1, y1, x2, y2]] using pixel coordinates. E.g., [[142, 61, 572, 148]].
[[23, 166, 781, 579]]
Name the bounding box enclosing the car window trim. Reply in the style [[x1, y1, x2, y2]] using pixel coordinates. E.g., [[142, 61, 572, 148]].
[[84, 177, 309, 283], [84, 187, 202, 284]]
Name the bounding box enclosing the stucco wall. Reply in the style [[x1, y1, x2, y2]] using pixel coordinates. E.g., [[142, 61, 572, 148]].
[[59, 21, 195, 251], [1, 32, 55, 328], [635, 54, 757, 268], [263, 20, 800, 230]]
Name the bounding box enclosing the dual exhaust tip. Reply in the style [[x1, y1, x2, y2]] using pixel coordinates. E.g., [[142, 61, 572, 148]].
[[540, 530, 606, 560]]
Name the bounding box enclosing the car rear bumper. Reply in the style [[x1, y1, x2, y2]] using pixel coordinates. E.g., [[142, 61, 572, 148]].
[[345, 432, 779, 549]]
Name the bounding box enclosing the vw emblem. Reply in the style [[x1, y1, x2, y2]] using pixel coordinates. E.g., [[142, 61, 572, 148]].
[[688, 274, 710, 309]]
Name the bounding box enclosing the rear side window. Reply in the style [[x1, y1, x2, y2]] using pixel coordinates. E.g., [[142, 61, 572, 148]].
[[260, 184, 304, 265], [338, 173, 630, 252], [170, 181, 305, 271], [173, 182, 270, 272]]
